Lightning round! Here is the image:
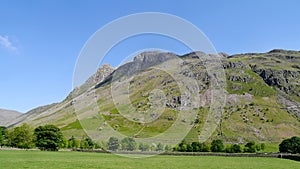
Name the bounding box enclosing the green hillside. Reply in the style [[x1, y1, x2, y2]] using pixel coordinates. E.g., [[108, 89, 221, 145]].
[[6, 49, 300, 148]]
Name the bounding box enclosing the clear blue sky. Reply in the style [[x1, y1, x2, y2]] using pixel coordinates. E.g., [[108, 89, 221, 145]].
[[1, 0, 300, 112]]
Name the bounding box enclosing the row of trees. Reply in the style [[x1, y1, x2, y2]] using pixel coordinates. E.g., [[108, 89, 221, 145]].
[[107, 137, 171, 152], [0, 124, 98, 151], [1, 124, 299, 153], [173, 139, 265, 153]]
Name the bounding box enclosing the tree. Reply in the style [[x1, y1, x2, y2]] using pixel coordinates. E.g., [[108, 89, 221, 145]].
[[164, 145, 171, 151], [68, 136, 79, 148], [80, 136, 97, 149], [210, 139, 224, 152], [260, 143, 265, 152], [232, 144, 242, 153], [156, 143, 164, 151], [9, 124, 34, 148], [34, 125, 63, 151], [138, 143, 150, 151], [191, 142, 201, 152], [279, 136, 300, 154], [107, 137, 119, 151], [244, 141, 256, 153], [177, 142, 187, 152], [0, 126, 6, 146], [121, 137, 137, 151], [225, 144, 242, 153]]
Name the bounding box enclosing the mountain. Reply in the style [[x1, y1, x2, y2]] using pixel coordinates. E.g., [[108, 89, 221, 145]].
[[5, 49, 300, 145], [0, 109, 22, 126]]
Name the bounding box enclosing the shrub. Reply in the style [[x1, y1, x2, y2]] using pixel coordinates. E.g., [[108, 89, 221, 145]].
[[121, 137, 137, 151], [244, 141, 256, 153], [34, 125, 63, 151], [107, 137, 119, 151], [279, 136, 300, 154], [210, 139, 224, 152]]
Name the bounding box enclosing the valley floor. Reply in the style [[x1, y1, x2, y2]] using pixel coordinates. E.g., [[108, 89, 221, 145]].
[[0, 150, 299, 169]]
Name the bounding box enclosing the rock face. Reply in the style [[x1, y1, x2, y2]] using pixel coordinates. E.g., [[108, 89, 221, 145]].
[[72, 64, 114, 96], [115, 51, 177, 76], [0, 109, 22, 126]]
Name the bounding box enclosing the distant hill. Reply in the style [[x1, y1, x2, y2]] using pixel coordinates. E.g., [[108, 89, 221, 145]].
[[4, 49, 300, 145], [0, 109, 22, 126]]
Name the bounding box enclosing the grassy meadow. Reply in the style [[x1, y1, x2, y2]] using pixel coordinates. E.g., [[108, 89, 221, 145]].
[[0, 150, 299, 169]]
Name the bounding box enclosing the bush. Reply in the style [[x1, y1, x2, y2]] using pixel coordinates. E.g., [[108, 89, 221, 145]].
[[279, 136, 300, 154], [210, 139, 224, 152], [244, 141, 256, 153], [34, 125, 63, 151], [80, 136, 97, 149], [68, 136, 79, 148], [225, 144, 242, 153], [138, 143, 150, 151], [107, 137, 119, 151], [121, 137, 137, 151]]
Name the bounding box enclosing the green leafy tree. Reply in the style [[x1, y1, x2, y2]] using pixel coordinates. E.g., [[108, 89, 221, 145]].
[[225, 144, 242, 153], [138, 143, 150, 151], [164, 145, 171, 151], [260, 143, 265, 152], [210, 139, 224, 152], [34, 125, 63, 151], [121, 137, 137, 151], [10, 124, 34, 148], [232, 144, 242, 153], [244, 141, 256, 153], [0, 126, 6, 146], [177, 142, 187, 152], [156, 143, 164, 151], [201, 143, 210, 152], [107, 137, 119, 151], [279, 136, 300, 154], [68, 136, 79, 148], [80, 136, 96, 149]]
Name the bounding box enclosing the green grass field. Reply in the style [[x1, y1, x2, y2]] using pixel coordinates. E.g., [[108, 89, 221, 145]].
[[0, 150, 299, 169]]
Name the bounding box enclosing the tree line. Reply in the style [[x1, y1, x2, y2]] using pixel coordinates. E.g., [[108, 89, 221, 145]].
[[0, 124, 98, 151], [172, 139, 265, 153], [1, 124, 299, 153]]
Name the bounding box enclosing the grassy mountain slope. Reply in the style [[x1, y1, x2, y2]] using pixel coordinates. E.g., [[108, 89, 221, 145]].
[[0, 109, 22, 126], [6, 49, 300, 146]]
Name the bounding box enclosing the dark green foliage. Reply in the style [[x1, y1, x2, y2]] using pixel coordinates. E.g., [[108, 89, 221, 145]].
[[68, 136, 79, 148], [34, 125, 63, 151], [244, 141, 256, 153], [80, 136, 97, 149], [210, 139, 224, 152], [279, 136, 300, 154], [120, 137, 137, 151], [8, 124, 34, 148], [107, 137, 119, 151], [0, 126, 6, 146], [191, 142, 201, 152], [260, 143, 265, 151], [138, 143, 150, 151], [177, 141, 188, 152], [156, 143, 164, 151], [164, 144, 171, 151], [225, 144, 242, 153], [174, 141, 210, 152]]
